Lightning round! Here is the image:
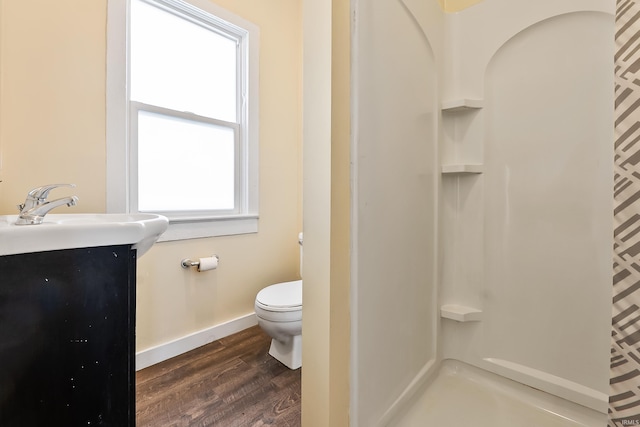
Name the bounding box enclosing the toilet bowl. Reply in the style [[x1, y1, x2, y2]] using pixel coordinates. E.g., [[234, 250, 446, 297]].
[[255, 280, 302, 369], [254, 233, 303, 370]]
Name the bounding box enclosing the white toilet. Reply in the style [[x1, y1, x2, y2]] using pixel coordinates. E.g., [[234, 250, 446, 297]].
[[254, 233, 303, 370]]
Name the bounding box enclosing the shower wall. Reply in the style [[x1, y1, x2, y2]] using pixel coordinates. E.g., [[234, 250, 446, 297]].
[[351, 0, 442, 425], [352, 0, 613, 424], [438, 0, 613, 414]]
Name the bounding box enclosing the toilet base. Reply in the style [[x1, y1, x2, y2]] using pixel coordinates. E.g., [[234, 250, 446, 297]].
[[269, 334, 302, 370]]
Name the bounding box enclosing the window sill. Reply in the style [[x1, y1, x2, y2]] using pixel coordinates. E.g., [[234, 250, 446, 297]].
[[156, 214, 258, 242]]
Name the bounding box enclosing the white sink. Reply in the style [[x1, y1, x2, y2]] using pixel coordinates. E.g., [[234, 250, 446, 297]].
[[0, 213, 168, 257]]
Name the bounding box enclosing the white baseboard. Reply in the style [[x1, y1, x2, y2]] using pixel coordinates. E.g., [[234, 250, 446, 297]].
[[135, 313, 258, 371]]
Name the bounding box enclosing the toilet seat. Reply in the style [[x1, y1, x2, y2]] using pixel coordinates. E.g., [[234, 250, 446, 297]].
[[255, 280, 302, 311], [255, 280, 302, 322]]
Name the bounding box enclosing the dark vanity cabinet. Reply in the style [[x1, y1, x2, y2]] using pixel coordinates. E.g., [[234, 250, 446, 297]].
[[0, 245, 137, 426]]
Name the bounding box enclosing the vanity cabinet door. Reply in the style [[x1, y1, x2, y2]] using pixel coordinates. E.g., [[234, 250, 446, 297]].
[[0, 245, 136, 427]]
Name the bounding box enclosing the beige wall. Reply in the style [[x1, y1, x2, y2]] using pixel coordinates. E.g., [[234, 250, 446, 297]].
[[329, 0, 351, 423], [0, 0, 107, 210], [301, 0, 350, 425], [301, 0, 331, 424], [0, 0, 303, 352], [434, 0, 485, 12], [443, 0, 483, 12]]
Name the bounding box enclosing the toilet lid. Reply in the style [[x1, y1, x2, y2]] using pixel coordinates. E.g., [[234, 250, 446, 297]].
[[256, 280, 302, 311]]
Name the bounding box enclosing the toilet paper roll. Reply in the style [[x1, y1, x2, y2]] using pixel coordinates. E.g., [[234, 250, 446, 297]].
[[197, 256, 218, 272]]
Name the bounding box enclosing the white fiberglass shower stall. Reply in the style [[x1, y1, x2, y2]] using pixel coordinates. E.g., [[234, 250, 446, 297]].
[[351, 0, 614, 425]]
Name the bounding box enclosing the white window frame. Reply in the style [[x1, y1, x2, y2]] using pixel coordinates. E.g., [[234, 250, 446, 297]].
[[106, 0, 260, 241]]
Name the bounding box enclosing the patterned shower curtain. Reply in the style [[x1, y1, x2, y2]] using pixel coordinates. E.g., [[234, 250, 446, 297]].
[[611, 1, 640, 425]]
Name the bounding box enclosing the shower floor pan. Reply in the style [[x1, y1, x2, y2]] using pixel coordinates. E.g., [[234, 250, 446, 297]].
[[391, 360, 606, 427]]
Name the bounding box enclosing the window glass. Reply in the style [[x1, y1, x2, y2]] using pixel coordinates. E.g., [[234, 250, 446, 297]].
[[137, 110, 236, 212], [130, 0, 237, 121]]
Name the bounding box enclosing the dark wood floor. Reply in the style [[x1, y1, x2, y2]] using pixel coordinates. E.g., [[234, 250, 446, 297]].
[[136, 325, 301, 427]]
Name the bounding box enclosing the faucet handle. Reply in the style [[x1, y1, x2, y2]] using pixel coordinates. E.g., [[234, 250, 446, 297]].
[[27, 183, 76, 201]]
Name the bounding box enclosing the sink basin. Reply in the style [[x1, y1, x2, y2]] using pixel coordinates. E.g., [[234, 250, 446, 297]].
[[0, 213, 168, 257]]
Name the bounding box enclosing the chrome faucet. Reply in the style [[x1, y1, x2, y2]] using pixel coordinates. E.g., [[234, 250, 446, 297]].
[[16, 184, 79, 225]]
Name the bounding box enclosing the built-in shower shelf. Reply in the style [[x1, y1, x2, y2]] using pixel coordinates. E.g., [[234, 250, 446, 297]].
[[441, 164, 484, 175], [441, 304, 483, 322], [441, 98, 484, 112]]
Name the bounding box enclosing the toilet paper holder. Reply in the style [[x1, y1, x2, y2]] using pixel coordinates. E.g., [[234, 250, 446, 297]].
[[181, 255, 219, 271]]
